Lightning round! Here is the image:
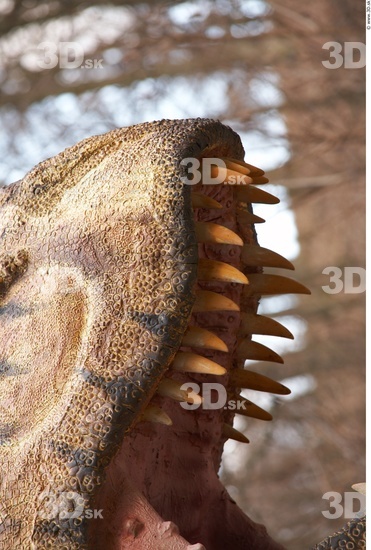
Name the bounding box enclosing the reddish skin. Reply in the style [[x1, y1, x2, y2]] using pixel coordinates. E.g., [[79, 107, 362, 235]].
[[0, 119, 362, 549], [90, 183, 284, 550]]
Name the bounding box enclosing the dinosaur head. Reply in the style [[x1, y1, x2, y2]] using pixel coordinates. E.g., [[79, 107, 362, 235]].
[[0, 119, 309, 549]]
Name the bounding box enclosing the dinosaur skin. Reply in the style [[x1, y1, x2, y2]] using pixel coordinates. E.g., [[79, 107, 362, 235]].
[[0, 119, 364, 549]]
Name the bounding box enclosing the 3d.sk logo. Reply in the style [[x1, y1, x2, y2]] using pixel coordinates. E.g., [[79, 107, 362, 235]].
[[37, 491, 103, 520], [179, 382, 249, 410], [179, 158, 249, 186]]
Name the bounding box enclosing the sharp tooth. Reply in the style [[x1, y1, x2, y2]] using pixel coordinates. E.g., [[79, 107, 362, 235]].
[[224, 169, 253, 185], [235, 396, 273, 421], [240, 311, 294, 339], [157, 378, 203, 404], [219, 157, 251, 175], [141, 405, 172, 426], [206, 164, 253, 185], [179, 384, 204, 405], [229, 369, 291, 395], [237, 340, 284, 363], [352, 483, 366, 495], [157, 378, 188, 402], [195, 222, 243, 246], [244, 274, 311, 296], [191, 193, 223, 209], [237, 209, 265, 224], [251, 176, 269, 184], [235, 186, 280, 204], [182, 326, 228, 352], [241, 244, 294, 270], [173, 351, 226, 375], [221, 158, 265, 176], [198, 259, 248, 284], [193, 290, 240, 312], [222, 423, 250, 444]]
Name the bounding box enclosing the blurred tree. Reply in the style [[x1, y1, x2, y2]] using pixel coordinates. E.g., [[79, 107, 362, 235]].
[[0, 1, 365, 548]]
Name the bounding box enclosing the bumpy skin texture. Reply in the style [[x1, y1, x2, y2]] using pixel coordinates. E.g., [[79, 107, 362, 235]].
[[0, 120, 201, 547], [312, 516, 366, 549], [0, 119, 364, 549], [1, 119, 277, 549]]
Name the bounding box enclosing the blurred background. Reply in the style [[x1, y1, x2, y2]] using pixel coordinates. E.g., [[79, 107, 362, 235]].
[[0, 1, 365, 548]]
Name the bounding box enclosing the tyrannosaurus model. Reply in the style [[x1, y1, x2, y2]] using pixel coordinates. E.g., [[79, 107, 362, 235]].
[[0, 119, 365, 549]]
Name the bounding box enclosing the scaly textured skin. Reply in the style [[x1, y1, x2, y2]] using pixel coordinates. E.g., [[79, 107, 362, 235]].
[[312, 516, 366, 549], [0, 119, 205, 548], [0, 119, 364, 549]]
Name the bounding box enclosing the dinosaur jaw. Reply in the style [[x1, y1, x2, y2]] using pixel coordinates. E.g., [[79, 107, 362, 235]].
[[89, 157, 308, 550], [0, 120, 310, 549]]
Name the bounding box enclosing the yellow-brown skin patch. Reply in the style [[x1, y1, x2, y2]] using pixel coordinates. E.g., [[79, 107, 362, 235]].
[[0, 120, 309, 549], [0, 120, 252, 548]]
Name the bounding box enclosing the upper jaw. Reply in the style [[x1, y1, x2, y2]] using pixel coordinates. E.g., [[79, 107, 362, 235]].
[[0, 119, 309, 548]]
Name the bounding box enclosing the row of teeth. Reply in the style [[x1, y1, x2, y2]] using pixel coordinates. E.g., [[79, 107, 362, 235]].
[[139, 157, 310, 444]]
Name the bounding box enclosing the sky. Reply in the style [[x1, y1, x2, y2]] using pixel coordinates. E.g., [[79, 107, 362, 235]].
[[0, 0, 312, 466]]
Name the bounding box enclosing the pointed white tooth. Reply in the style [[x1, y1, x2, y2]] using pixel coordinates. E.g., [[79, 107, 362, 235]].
[[235, 186, 280, 204], [140, 405, 172, 426], [182, 326, 228, 352], [221, 157, 265, 176], [204, 163, 253, 185], [237, 340, 284, 363], [352, 483, 366, 495], [193, 290, 240, 312], [251, 176, 269, 184], [235, 396, 273, 421], [178, 383, 203, 405], [157, 378, 189, 402], [229, 369, 291, 395], [240, 311, 294, 339], [241, 244, 294, 270], [219, 157, 251, 175], [157, 378, 203, 404], [244, 274, 311, 296], [172, 352, 226, 375], [191, 193, 223, 209], [198, 259, 248, 284], [237, 209, 265, 224], [195, 222, 243, 246], [222, 423, 250, 444], [220, 158, 268, 182]]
